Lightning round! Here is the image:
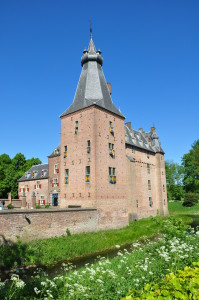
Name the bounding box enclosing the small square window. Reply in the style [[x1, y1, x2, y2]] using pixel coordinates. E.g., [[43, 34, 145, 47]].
[[149, 197, 153, 207]]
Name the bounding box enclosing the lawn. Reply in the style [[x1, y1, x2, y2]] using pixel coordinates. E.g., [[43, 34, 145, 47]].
[[168, 200, 199, 215]]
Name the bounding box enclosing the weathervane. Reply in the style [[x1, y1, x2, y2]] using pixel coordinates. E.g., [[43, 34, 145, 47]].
[[89, 19, 92, 38]]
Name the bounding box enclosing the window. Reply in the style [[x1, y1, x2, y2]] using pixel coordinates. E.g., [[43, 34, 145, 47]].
[[36, 181, 40, 189], [148, 180, 151, 190], [40, 196, 45, 206], [25, 185, 29, 192], [147, 163, 150, 174], [149, 197, 153, 207], [65, 169, 69, 184], [87, 140, 91, 153], [54, 164, 58, 174], [136, 199, 138, 208], [85, 166, 90, 182], [75, 121, 79, 135], [63, 146, 67, 158], [162, 171, 164, 175], [164, 199, 166, 205], [163, 184, 165, 192], [109, 143, 115, 158], [32, 171, 35, 179], [109, 121, 114, 135], [41, 170, 44, 177], [54, 148, 59, 155], [147, 151, 150, 159], [52, 178, 58, 187], [132, 146, 135, 153], [109, 167, 116, 184]]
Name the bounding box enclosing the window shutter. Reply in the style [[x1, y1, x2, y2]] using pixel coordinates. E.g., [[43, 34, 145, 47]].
[[52, 183, 54, 187], [43, 200, 45, 205], [34, 185, 36, 189], [39, 184, 41, 189], [27, 188, 29, 192], [23, 188, 25, 192], [38, 200, 40, 204], [57, 182, 59, 187]]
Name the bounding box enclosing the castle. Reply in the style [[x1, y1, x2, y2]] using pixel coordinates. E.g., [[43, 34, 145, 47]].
[[18, 34, 168, 228]]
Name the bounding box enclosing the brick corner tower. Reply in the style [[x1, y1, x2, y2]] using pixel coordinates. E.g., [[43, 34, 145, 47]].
[[59, 33, 129, 229]]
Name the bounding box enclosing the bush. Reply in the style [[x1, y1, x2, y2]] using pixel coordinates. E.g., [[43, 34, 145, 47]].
[[35, 204, 41, 209], [66, 228, 71, 236], [183, 192, 199, 207], [7, 204, 14, 209], [45, 205, 50, 209]]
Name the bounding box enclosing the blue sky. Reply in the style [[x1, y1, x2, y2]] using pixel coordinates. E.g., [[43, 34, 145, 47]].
[[0, 0, 198, 164]]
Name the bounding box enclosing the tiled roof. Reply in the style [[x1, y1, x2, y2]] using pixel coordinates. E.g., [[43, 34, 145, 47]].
[[18, 163, 49, 182], [48, 145, 60, 158], [60, 36, 124, 119], [124, 125, 164, 154]]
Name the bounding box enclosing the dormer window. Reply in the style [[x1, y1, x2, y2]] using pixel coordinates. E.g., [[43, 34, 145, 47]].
[[125, 135, 129, 142], [54, 148, 59, 155], [75, 121, 79, 135], [132, 146, 135, 153], [32, 171, 35, 179], [41, 170, 44, 177]]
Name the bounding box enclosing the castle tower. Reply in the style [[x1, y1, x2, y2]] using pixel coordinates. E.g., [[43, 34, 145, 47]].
[[59, 35, 129, 229]]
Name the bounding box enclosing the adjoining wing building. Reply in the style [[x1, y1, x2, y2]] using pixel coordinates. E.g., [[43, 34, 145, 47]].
[[19, 35, 168, 227]]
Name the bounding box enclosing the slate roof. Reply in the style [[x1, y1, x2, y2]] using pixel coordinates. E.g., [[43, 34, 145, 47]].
[[48, 145, 60, 158], [60, 36, 124, 119], [18, 164, 49, 182], [125, 124, 164, 154]]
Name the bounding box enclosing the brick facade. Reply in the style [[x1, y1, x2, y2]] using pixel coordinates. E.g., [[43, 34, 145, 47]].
[[16, 35, 168, 236]]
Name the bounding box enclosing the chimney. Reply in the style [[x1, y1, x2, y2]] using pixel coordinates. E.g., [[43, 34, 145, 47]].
[[125, 122, 132, 130], [107, 82, 112, 95], [139, 128, 144, 133], [151, 126, 156, 133]]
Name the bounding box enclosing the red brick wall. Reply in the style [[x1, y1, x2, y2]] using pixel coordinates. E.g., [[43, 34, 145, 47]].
[[0, 208, 98, 243], [18, 178, 49, 208]]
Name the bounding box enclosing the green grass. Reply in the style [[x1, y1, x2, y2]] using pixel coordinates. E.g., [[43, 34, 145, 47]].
[[168, 200, 199, 215], [0, 215, 193, 271]]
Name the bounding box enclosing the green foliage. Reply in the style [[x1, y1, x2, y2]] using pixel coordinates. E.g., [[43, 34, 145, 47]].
[[7, 204, 14, 209], [0, 217, 163, 270], [66, 228, 71, 236], [1, 217, 199, 299], [165, 160, 185, 200], [123, 262, 199, 299], [183, 192, 199, 207], [35, 204, 41, 209], [169, 200, 199, 215], [0, 153, 41, 199], [182, 140, 199, 193], [44, 204, 50, 209]]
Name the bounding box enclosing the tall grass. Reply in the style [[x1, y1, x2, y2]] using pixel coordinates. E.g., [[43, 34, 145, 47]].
[[168, 200, 199, 215]]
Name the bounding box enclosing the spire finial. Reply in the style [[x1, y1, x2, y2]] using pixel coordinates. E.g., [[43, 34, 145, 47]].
[[89, 19, 92, 38]]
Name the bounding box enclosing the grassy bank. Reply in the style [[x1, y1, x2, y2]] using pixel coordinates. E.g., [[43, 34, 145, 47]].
[[1, 217, 199, 300], [168, 200, 199, 215], [0, 215, 192, 272]]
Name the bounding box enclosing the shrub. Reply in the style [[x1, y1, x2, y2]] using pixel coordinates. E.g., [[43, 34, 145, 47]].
[[183, 192, 199, 207], [122, 262, 199, 299], [35, 204, 41, 209], [7, 204, 14, 209], [66, 228, 71, 236], [45, 205, 50, 209]]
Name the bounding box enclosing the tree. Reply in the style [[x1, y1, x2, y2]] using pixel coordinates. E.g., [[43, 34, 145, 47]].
[[0, 153, 42, 199], [182, 140, 199, 193], [165, 161, 185, 200]]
